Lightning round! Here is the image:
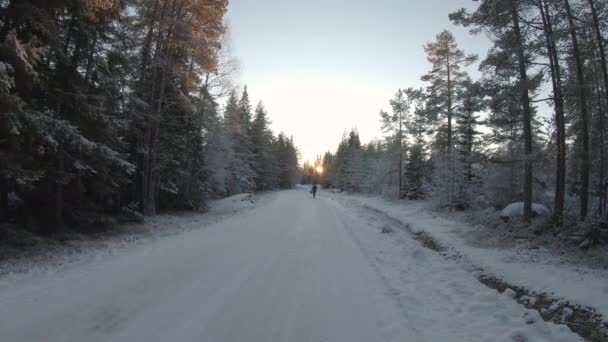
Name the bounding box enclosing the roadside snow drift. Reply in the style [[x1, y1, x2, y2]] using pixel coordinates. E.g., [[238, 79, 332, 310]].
[[330, 192, 608, 324]]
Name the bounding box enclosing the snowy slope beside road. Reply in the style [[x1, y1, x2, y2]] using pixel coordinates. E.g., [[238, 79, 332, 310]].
[[0, 193, 264, 283], [328, 192, 608, 322], [0, 189, 581, 341]]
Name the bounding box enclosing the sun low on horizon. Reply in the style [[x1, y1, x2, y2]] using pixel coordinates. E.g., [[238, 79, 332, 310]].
[[226, 0, 488, 163]]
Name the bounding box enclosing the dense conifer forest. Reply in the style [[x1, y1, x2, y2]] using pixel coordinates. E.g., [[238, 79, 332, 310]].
[[0, 0, 299, 232]]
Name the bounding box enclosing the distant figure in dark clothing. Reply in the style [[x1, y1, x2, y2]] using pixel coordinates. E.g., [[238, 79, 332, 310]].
[[311, 184, 318, 198]]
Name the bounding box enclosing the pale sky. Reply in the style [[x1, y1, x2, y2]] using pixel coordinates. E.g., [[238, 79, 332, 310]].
[[226, 0, 491, 163]]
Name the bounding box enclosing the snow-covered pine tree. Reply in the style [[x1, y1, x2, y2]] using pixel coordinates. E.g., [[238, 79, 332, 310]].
[[0, 5, 133, 229], [453, 79, 484, 209], [204, 92, 233, 198], [332, 130, 364, 192], [360, 141, 390, 194], [274, 134, 299, 189], [320, 152, 335, 188], [251, 102, 279, 191], [380, 90, 410, 197], [421, 30, 477, 208], [403, 88, 429, 200], [223, 89, 255, 194]]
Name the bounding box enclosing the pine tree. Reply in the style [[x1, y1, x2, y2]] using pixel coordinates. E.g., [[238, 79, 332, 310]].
[[451, 0, 538, 220], [236, 86, 256, 190], [251, 102, 279, 191], [587, 0, 608, 217], [535, 0, 567, 221], [563, 0, 591, 218], [380, 90, 410, 197], [203, 92, 234, 197], [333, 130, 364, 192], [275, 134, 299, 189], [421, 30, 477, 207], [320, 152, 335, 189], [422, 30, 478, 153], [223, 90, 254, 194], [454, 79, 484, 209], [0, 1, 133, 228], [403, 89, 429, 200]]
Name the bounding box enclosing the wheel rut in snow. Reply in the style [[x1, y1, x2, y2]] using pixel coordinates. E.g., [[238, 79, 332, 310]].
[[357, 204, 608, 342]]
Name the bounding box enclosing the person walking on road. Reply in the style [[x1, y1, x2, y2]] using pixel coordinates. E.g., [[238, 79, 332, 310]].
[[311, 183, 318, 198]]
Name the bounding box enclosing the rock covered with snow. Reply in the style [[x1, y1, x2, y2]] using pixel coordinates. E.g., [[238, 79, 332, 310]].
[[504, 288, 518, 299], [520, 295, 537, 306], [561, 307, 574, 321], [523, 310, 540, 324], [500, 202, 550, 221]]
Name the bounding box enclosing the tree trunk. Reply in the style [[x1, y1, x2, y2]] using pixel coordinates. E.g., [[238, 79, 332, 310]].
[[139, 0, 160, 80], [0, 179, 8, 222], [510, 1, 534, 221], [132, 0, 159, 211], [539, 0, 566, 221], [466, 109, 474, 183], [143, 0, 180, 215], [446, 56, 453, 151], [588, 0, 608, 217], [398, 109, 403, 198], [564, 0, 591, 219], [446, 55, 456, 206], [69, 15, 84, 72], [84, 29, 98, 84], [594, 63, 606, 216], [54, 156, 64, 230], [138, 0, 170, 216], [63, 10, 77, 55]]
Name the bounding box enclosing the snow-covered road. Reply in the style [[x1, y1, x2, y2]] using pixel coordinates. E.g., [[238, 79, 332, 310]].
[[0, 189, 581, 342]]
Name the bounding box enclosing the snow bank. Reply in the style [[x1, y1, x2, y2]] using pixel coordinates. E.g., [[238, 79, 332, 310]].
[[208, 193, 257, 216], [500, 202, 550, 220], [327, 199, 582, 342], [328, 192, 608, 320], [0, 193, 263, 285]]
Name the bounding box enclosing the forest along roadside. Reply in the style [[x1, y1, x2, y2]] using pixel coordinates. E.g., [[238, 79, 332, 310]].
[[322, 190, 608, 341]]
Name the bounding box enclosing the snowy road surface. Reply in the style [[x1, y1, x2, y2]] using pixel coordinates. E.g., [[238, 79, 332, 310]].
[[0, 189, 580, 342]]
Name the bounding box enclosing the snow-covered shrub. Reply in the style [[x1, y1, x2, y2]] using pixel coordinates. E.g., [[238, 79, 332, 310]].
[[573, 217, 608, 249], [500, 202, 550, 222], [120, 202, 145, 224], [381, 225, 394, 234], [482, 164, 521, 209]]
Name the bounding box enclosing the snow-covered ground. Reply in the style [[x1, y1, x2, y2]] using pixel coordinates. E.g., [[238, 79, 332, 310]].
[[0, 189, 582, 341], [0, 193, 265, 285], [326, 190, 608, 321]]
